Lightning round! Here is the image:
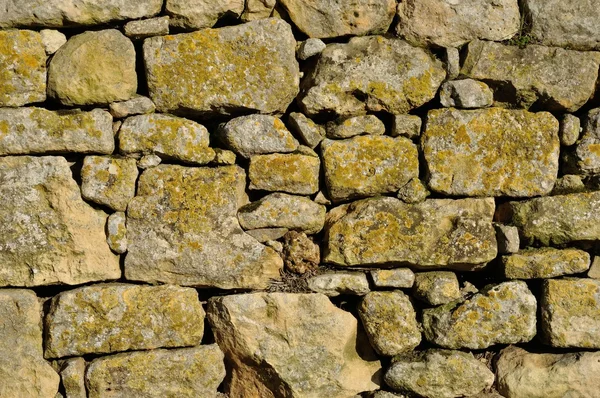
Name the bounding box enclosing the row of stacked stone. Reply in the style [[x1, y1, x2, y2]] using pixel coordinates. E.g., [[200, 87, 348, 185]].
[[1, 0, 600, 397]]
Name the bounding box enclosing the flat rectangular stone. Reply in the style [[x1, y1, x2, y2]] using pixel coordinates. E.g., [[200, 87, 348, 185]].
[[501, 248, 590, 279], [249, 153, 320, 195]]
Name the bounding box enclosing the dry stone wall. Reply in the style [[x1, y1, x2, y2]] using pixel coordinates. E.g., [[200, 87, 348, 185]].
[[1, 1, 600, 397]]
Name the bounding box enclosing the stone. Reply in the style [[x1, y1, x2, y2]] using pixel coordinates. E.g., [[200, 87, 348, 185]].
[[585, 107, 600, 136], [125, 165, 283, 289], [322, 136, 419, 202], [138, 154, 162, 169], [541, 278, 600, 348], [48, 30, 136, 106], [106, 212, 127, 254], [559, 114, 581, 146], [300, 36, 446, 117], [123, 16, 169, 40], [207, 292, 381, 397], [265, 240, 283, 253], [443, 47, 460, 80], [370, 269, 415, 288], [461, 40, 600, 112], [496, 345, 600, 398], [308, 272, 370, 296], [212, 149, 237, 165], [396, 178, 430, 204], [145, 18, 299, 117], [551, 174, 586, 195], [246, 227, 289, 242], [217, 114, 299, 159], [423, 108, 560, 197], [242, 0, 277, 22], [287, 112, 325, 148], [439, 79, 494, 109], [238, 193, 326, 234], [109, 96, 156, 118], [40, 29, 67, 54], [324, 197, 497, 269], [279, 0, 395, 39], [297, 38, 326, 60], [249, 153, 320, 194], [166, 0, 244, 29], [385, 349, 494, 398], [562, 131, 600, 175], [391, 114, 422, 139], [314, 191, 332, 205], [326, 115, 385, 139], [81, 156, 139, 212], [502, 248, 590, 279], [0, 0, 163, 27], [60, 358, 86, 398], [119, 114, 215, 165], [0, 30, 46, 106], [0, 290, 59, 397], [0, 156, 120, 287], [413, 272, 461, 306], [358, 291, 420, 356], [86, 345, 225, 398], [494, 224, 520, 254], [396, 0, 519, 48], [589, 257, 600, 279], [45, 284, 205, 358], [282, 231, 320, 274], [422, 281, 537, 349]]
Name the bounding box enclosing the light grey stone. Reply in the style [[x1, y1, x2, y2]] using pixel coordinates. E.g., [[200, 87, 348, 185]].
[[123, 16, 169, 40], [439, 79, 493, 109], [81, 156, 139, 212], [297, 38, 326, 60], [370, 269, 415, 288], [413, 271, 461, 306], [326, 115, 385, 139], [40, 29, 66, 54], [288, 112, 325, 148], [166, 0, 244, 29], [560, 114, 581, 146], [106, 212, 127, 254], [245, 227, 289, 242], [494, 223, 520, 254], [308, 272, 370, 296], [391, 114, 422, 139], [443, 47, 460, 79], [137, 154, 162, 169], [109, 96, 156, 118]]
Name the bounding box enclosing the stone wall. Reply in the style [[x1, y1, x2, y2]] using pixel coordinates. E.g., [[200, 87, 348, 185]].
[[1, 1, 600, 397]]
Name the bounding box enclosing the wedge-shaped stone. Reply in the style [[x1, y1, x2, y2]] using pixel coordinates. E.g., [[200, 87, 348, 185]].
[[0, 108, 113, 155], [125, 165, 282, 289], [248, 153, 320, 194], [0, 156, 120, 287], [166, 0, 244, 29], [300, 36, 446, 117], [502, 248, 590, 279], [45, 284, 205, 358], [60, 358, 86, 398], [462, 40, 600, 112], [207, 293, 381, 397], [422, 281, 537, 349], [423, 108, 560, 197], [86, 345, 225, 398], [323, 197, 497, 269], [0, 290, 59, 397], [144, 18, 299, 117]]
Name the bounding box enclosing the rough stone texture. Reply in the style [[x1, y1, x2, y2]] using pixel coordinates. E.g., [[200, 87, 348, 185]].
[[385, 349, 494, 398], [413, 271, 461, 306], [589, 257, 600, 279], [324, 197, 497, 269], [109, 96, 156, 118], [496, 345, 600, 398], [563, 130, 600, 175], [123, 16, 169, 40], [242, 0, 276, 22], [45, 284, 205, 358], [282, 231, 320, 274], [443, 47, 460, 80], [308, 272, 370, 296], [297, 38, 326, 60], [494, 224, 520, 254], [322, 136, 419, 202], [166, 0, 244, 29], [0, 107, 114, 156], [461, 40, 600, 112], [551, 174, 586, 195], [396, 0, 520, 48], [86, 345, 225, 398], [300, 36, 446, 117], [238, 193, 326, 234], [138, 154, 162, 169], [48, 30, 137, 106], [358, 291, 420, 356], [106, 212, 127, 254], [541, 278, 600, 348], [370, 269, 415, 288], [118, 114, 215, 165], [207, 292, 381, 397], [423, 108, 560, 197], [81, 156, 138, 212], [0, 290, 59, 397], [396, 178, 429, 204], [502, 248, 590, 279], [40, 29, 66, 54], [439, 79, 493, 109], [145, 18, 299, 117], [125, 165, 283, 289], [391, 114, 422, 139], [326, 115, 385, 139], [288, 112, 325, 148], [0, 30, 46, 106], [559, 114, 581, 146], [279, 0, 395, 39], [60, 358, 86, 398], [0, 156, 120, 287], [422, 281, 537, 349], [249, 153, 320, 194], [246, 227, 288, 242]]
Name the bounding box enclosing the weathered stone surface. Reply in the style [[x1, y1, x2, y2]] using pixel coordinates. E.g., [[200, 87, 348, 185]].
[[391, 114, 422, 139], [551, 174, 586, 195], [208, 292, 381, 397], [123, 16, 169, 40], [249, 153, 320, 194], [282, 231, 320, 274], [81, 156, 138, 212], [423, 108, 560, 197], [126, 165, 282, 289], [502, 248, 590, 279], [300, 36, 446, 116], [497, 345, 600, 398], [297, 38, 326, 60], [396, 0, 519, 48], [422, 281, 537, 349], [370, 269, 415, 288], [322, 136, 419, 202], [326, 115, 385, 139], [443, 47, 460, 80], [119, 114, 215, 165], [439, 79, 493, 109], [385, 350, 494, 398], [559, 114, 581, 146], [217, 114, 299, 158], [589, 257, 600, 279], [280, 0, 395, 38], [246, 227, 288, 242], [40, 29, 66, 54], [541, 278, 600, 348], [0, 108, 114, 155], [48, 30, 136, 106], [494, 224, 520, 254], [86, 345, 225, 398], [60, 358, 86, 398], [0, 290, 59, 397], [166, 0, 244, 29], [0, 30, 46, 106], [145, 18, 299, 117], [563, 134, 600, 175], [308, 272, 370, 296], [138, 154, 162, 169], [413, 271, 461, 306], [462, 40, 600, 112], [358, 291, 420, 356], [324, 197, 497, 269], [45, 284, 205, 358], [0, 156, 120, 287], [397, 178, 429, 204], [238, 193, 326, 234], [288, 112, 325, 148], [106, 212, 127, 254], [242, 0, 276, 22], [110, 96, 156, 118]]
